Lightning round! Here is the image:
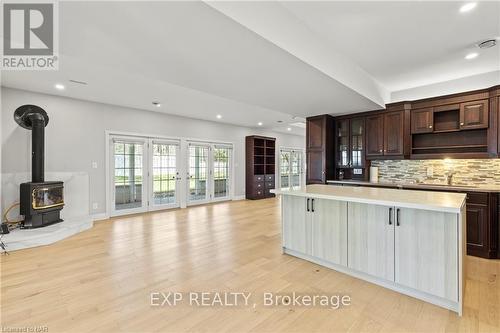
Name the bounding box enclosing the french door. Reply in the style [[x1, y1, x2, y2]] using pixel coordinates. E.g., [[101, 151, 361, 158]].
[[111, 136, 181, 216], [111, 138, 148, 215], [279, 149, 304, 190], [110, 135, 232, 216], [150, 140, 181, 211], [187, 143, 232, 206]]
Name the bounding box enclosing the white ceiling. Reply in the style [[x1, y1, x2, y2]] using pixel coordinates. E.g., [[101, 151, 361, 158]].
[[2, 1, 499, 136], [280, 1, 500, 91]]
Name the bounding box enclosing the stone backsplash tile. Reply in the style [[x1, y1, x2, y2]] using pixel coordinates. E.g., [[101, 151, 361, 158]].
[[371, 159, 500, 185]]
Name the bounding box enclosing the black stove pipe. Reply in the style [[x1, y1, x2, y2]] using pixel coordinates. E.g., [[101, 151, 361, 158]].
[[30, 113, 45, 183], [14, 105, 49, 184]]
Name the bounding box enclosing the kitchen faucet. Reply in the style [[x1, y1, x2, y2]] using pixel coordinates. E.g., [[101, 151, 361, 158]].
[[445, 170, 456, 185]]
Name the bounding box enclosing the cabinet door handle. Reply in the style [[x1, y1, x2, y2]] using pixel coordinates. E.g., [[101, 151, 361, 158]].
[[306, 198, 310, 212], [429, 125, 433, 129], [388, 207, 393, 225], [311, 199, 315, 212], [396, 208, 401, 226]]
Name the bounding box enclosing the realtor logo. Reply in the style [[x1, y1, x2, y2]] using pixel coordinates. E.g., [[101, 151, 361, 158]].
[[2, 1, 59, 70]]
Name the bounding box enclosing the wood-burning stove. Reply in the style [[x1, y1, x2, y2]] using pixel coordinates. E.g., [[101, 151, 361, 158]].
[[14, 105, 64, 228]]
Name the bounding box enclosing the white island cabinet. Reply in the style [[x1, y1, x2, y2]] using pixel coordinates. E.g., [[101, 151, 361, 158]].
[[272, 184, 466, 315]]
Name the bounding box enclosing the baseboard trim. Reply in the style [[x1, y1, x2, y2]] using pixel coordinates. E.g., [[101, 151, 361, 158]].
[[232, 195, 246, 201], [91, 213, 109, 221]]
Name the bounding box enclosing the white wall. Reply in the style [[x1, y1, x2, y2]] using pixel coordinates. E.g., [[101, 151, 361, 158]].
[[391, 71, 500, 102], [1, 87, 304, 215]]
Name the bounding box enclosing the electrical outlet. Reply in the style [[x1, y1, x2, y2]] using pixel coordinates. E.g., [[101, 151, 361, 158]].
[[92, 202, 99, 210], [91, 161, 98, 169], [426, 167, 433, 177]]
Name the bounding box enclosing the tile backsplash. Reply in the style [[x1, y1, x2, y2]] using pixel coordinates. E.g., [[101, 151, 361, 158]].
[[371, 159, 500, 185]]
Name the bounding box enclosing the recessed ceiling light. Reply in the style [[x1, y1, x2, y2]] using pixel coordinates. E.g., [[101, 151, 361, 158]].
[[459, 2, 477, 13], [152, 101, 161, 107], [257, 122, 263, 126], [478, 39, 497, 49], [465, 52, 478, 60], [216, 114, 222, 119], [287, 127, 292, 131], [55, 83, 65, 90], [69, 79, 88, 85]]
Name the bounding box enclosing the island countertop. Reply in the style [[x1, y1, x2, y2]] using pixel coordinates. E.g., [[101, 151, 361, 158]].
[[271, 184, 466, 213]]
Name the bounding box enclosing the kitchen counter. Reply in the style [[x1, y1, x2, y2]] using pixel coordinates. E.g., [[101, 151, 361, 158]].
[[272, 184, 466, 213], [327, 180, 500, 192]]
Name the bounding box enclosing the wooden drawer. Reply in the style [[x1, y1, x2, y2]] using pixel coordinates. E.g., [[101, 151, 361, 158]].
[[265, 174, 275, 182], [265, 181, 275, 189], [254, 175, 265, 183], [466, 192, 488, 205], [254, 189, 264, 197], [254, 182, 265, 190]]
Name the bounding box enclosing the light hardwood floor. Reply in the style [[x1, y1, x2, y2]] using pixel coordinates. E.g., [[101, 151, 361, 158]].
[[1, 198, 499, 333]]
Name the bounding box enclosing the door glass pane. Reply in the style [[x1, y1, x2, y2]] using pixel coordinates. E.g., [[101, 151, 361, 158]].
[[280, 151, 290, 189], [189, 145, 208, 202], [114, 142, 143, 210], [351, 118, 364, 167], [153, 143, 178, 205], [291, 152, 301, 187], [214, 147, 231, 198]]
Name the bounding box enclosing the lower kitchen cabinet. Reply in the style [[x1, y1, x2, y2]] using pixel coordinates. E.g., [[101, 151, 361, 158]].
[[280, 193, 464, 314], [282, 195, 310, 254], [395, 208, 458, 302], [311, 198, 348, 266], [282, 196, 347, 264], [348, 202, 394, 280]]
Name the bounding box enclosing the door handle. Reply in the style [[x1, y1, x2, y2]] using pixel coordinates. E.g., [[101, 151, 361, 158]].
[[306, 198, 310, 212], [388, 207, 392, 225], [396, 208, 400, 226], [311, 198, 315, 212]]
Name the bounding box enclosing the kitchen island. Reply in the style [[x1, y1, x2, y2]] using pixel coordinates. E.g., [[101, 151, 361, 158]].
[[271, 184, 467, 315]]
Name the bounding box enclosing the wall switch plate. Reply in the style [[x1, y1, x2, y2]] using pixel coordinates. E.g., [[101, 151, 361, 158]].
[[426, 167, 433, 177], [92, 161, 98, 169], [92, 202, 99, 210]]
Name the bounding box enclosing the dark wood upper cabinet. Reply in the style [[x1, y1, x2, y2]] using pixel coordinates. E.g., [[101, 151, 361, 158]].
[[307, 116, 325, 150], [306, 150, 325, 184], [460, 99, 489, 130], [306, 115, 335, 184], [365, 114, 384, 157], [384, 111, 404, 155], [411, 108, 433, 134]]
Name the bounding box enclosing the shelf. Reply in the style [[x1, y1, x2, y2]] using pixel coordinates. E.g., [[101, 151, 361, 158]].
[[412, 144, 487, 150], [431, 129, 461, 134]]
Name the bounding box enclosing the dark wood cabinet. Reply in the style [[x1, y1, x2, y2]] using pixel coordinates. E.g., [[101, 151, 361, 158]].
[[384, 111, 405, 156], [307, 116, 325, 150], [245, 136, 275, 200], [365, 114, 384, 157], [460, 99, 489, 130], [306, 115, 335, 184], [411, 108, 433, 134], [336, 117, 365, 168], [365, 107, 409, 159], [465, 192, 498, 259]]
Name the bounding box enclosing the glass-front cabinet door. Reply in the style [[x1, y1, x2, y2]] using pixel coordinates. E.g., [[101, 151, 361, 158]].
[[337, 119, 350, 168], [350, 117, 365, 168]]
